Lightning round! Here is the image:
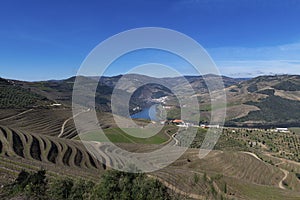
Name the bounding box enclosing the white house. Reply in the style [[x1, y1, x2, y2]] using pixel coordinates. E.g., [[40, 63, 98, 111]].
[[200, 124, 220, 129], [275, 128, 289, 133]]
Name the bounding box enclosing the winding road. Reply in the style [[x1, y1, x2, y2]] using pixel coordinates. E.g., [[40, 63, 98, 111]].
[[242, 151, 262, 161], [58, 108, 91, 138], [0, 109, 33, 122], [278, 168, 289, 189], [242, 151, 289, 190], [172, 133, 179, 146]]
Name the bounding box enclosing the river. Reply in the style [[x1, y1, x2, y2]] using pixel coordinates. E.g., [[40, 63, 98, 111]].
[[131, 104, 158, 121]]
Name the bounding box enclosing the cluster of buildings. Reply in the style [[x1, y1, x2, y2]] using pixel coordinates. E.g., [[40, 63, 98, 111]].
[[160, 119, 192, 127], [170, 119, 191, 127], [274, 128, 289, 133], [162, 119, 290, 133], [161, 119, 221, 129], [200, 124, 220, 129]]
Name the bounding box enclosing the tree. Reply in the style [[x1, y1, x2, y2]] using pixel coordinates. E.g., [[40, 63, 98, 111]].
[[48, 178, 74, 200], [24, 169, 47, 198], [5, 169, 171, 200], [193, 173, 199, 185], [8, 169, 48, 199], [224, 183, 227, 194], [15, 170, 30, 188], [203, 172, 207, 182], [90, 170, 171, 200], [69, 179, 94, 200]]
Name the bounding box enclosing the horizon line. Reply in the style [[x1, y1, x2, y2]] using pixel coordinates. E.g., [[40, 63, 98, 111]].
[[1, 73, 299, 82]]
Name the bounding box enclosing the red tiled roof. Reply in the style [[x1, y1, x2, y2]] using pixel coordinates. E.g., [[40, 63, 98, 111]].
[[173, 119, 183, 123]]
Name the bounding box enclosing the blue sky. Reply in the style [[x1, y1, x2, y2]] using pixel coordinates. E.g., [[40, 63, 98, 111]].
[[0, 0, 300, 80]]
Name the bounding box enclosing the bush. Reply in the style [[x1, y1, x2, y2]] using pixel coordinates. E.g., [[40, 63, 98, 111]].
[[7, 169, 47, 199], [48, 178, 73, 200], [48, 178, 95, 200], [24, 170, 47, 197], [69, 179, 94, 200], [4, 169, 171, 200], [90, 170, 171, 200]]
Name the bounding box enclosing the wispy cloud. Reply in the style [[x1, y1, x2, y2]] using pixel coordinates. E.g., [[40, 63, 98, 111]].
[[216, 60, 300, 77], [206, 42, 300, 77], [208, 42, 300, 61]]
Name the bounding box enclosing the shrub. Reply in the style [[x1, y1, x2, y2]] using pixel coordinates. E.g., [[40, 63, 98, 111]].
[[48, 178, 74, 200], [90, 170, 171, 200], [4, 169, 171, 200], [7, 169, 48, 199]]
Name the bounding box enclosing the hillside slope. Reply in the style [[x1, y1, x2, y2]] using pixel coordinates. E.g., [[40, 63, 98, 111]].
[[3, 74, 300, 126], [225, 75, 300, 127], [0, 125, 105, 181], [0, 78, 53, 108]]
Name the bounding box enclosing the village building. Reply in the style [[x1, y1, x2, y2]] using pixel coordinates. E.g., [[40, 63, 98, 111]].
[[275, 128, 289, 133]]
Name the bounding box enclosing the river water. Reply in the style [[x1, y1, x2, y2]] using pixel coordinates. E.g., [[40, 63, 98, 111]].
[[131, 104, 158, 121]]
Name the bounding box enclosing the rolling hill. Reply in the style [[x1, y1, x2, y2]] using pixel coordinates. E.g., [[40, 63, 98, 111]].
[[1, 124, 300, 199], [1, 74, 300, 199], [3, 74, 300, 127], [0, 125, 105, 182], [225, 75, 300, 127], [0, 77, 53, 109]]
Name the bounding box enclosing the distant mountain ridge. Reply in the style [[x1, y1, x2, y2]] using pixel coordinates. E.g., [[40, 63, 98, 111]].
[[1, 74, 300, 127]]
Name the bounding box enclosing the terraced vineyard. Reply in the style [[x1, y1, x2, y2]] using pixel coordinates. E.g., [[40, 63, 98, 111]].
[[0, 102, 299, 199], [222, 128, 300, 162], [151, 149, 300, 200], [0, 108, 151, 139], [1, 121, 300, 199], [81, 139, 300, 199], [0, 125, 106, 181], [0, 109, 27, 121], [0, 109, 72, 137]]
